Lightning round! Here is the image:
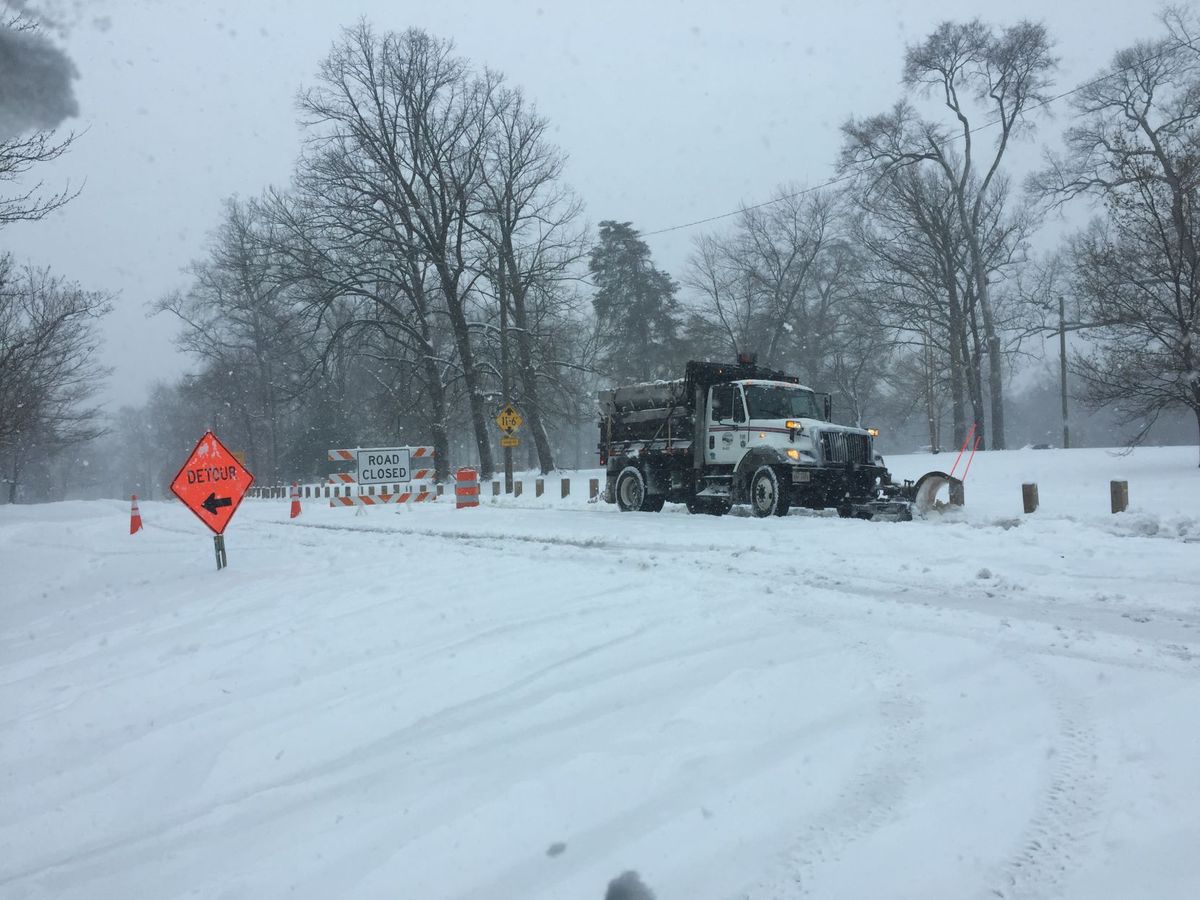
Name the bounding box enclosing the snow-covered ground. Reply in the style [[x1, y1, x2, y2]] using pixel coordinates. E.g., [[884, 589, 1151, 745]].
[[2, 446, 1199, 899]]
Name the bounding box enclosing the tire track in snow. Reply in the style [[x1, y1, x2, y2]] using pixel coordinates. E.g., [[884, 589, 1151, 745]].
[[745, 628, 927, 899], [268, 517, 1200, 678], [985, 657, 1105, 900]]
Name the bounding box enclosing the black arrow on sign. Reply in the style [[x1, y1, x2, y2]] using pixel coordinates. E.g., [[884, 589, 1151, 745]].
[[201, 493, 233, 515]]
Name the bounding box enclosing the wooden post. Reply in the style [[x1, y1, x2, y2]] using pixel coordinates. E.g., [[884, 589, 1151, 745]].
[[436, 483, 444, 497], [536, 478, 544, 497], [492, 480, 501, 497], [1022, 483, 1039, 514], [1110, 480, 1128, 514], [949, 481, 965, 507], [589, 478, 599, 500], [561, 478, 570, 498], [514, 481, 523, 498]]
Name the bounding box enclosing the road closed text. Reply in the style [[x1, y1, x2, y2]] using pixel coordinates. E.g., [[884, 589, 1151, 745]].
[[357, 450, 409, 484]]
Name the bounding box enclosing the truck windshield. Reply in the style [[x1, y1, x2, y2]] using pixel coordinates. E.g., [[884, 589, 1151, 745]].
[[743, 384, 822, 420]]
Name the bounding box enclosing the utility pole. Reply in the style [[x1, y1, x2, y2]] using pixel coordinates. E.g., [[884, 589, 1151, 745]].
[[1059, 295, 1070, 449], [499, 253, 514, 494]]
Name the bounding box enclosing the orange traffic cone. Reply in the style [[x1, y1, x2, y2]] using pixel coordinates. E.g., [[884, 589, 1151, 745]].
[[130, 494, 143, 534], [289, 482, 301, 519]]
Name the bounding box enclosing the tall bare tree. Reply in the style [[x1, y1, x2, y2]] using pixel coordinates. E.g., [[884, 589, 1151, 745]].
[[0, 258, 110, 501], [156, 199, 311, 481], [684, 189, 834, 371], [475, 86, 586, 474], [1035, 9, 1200, 460], [298, 23, 500, 477], [842, 19, 1056, 449]]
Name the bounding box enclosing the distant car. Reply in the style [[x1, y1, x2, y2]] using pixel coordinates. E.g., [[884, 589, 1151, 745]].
[[1032, 443, 1053, 450]]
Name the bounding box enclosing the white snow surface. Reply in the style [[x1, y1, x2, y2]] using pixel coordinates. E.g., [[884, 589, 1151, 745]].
[[3, 446, 1199, 899]]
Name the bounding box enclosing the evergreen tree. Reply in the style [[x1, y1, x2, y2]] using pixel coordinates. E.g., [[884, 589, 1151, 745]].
[[589, 221, 681, 382]]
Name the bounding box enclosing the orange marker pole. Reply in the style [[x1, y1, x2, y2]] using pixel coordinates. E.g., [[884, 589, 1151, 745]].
[[949, 421, 977, 478]]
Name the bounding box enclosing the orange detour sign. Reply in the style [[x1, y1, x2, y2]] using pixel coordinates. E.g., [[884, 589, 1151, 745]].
[[170, 431, 255, 536]]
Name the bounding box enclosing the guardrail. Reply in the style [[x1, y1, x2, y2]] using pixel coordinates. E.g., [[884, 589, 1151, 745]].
[[247, 476, 603, 502]]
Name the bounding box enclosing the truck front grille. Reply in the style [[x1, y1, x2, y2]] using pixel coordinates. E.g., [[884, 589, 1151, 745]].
[[821, 431, 872, 465]]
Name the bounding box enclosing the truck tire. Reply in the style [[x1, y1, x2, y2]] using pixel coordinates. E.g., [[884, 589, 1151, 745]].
[[615, 465, 661, 512], [749, 465, 790, 518]]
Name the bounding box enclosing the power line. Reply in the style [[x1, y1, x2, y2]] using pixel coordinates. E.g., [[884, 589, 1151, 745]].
[[639, 34, 1199, 239]]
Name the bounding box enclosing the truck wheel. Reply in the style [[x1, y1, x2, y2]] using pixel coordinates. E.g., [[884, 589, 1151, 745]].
[[615, 466, 659, 512], [749, 465, 789, 518]]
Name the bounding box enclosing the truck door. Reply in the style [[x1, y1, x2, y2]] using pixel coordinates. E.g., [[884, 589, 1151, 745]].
[[707, 384, 746, 465]]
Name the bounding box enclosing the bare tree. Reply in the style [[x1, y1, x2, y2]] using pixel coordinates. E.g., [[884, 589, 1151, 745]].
[[1034, 9, 1200, 461], [155, 199, 311, 481], [261, 157, 460, 481], [298, 23, 501, 477], [684, 188, 834, 372], [0, 258, 110, 501], [842, 19, 1056, 449], [0, 7, 79, 227], [475, 85, 586, 474]]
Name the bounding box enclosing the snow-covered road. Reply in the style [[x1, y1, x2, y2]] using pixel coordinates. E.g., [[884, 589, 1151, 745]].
[[3, 448, 1199, 898]]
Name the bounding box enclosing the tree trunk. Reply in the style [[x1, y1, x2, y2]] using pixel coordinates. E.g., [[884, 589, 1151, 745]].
[[963, 304, 986, 450], [1195, 404, 1200, 468], [965, 232, 1005, 449], [509, 275, 555, 474], [925, 339, 940, 452], [7, 455, 22, 503], [437, 270, 495, 479], [422, 355, 451, 483], [984, 326, 1006, 451], [946, 282, 966, 448]]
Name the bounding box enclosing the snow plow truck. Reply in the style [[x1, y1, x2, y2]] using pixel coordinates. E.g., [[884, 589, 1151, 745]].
[[598, 356, 954, 520]]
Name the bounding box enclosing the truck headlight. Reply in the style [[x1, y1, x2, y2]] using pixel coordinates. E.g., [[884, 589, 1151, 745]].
[[786, 448, 800, 460]]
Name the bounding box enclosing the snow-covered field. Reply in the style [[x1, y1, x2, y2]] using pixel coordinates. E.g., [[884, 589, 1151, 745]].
[[2, 446, 1199, 899]]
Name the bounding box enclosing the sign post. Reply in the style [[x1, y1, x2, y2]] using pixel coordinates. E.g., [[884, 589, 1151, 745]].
[[170, 431, 255, 570], [494, 404, 523, 494]]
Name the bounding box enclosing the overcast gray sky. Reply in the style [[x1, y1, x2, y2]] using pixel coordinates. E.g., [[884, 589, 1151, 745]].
[[2, 0, 1158, 408]]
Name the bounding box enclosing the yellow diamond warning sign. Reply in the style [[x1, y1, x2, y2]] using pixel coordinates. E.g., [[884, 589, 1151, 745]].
[[495, 404, 523, 435]]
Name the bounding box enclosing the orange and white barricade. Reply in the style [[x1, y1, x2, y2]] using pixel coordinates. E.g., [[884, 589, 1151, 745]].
[[329, 486, 437, 508], [455, 468, 479, 509]]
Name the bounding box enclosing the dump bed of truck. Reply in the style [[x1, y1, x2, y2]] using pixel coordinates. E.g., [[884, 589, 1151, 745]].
[[597, 378, 687, 416]]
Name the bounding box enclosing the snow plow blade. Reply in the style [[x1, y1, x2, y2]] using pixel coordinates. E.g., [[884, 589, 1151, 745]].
[[908, 470, 960, 516], [849, 470, 960, 521]]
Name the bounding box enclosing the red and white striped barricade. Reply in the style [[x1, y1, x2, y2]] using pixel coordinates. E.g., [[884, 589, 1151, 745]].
[[326, 445, 437, 508], [455, 468, 479, 509], [328, 487, 438, 508]]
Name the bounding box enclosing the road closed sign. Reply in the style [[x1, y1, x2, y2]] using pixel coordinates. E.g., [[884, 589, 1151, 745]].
[[170, 431, 255, 534], [356, 448, 411, 485]]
